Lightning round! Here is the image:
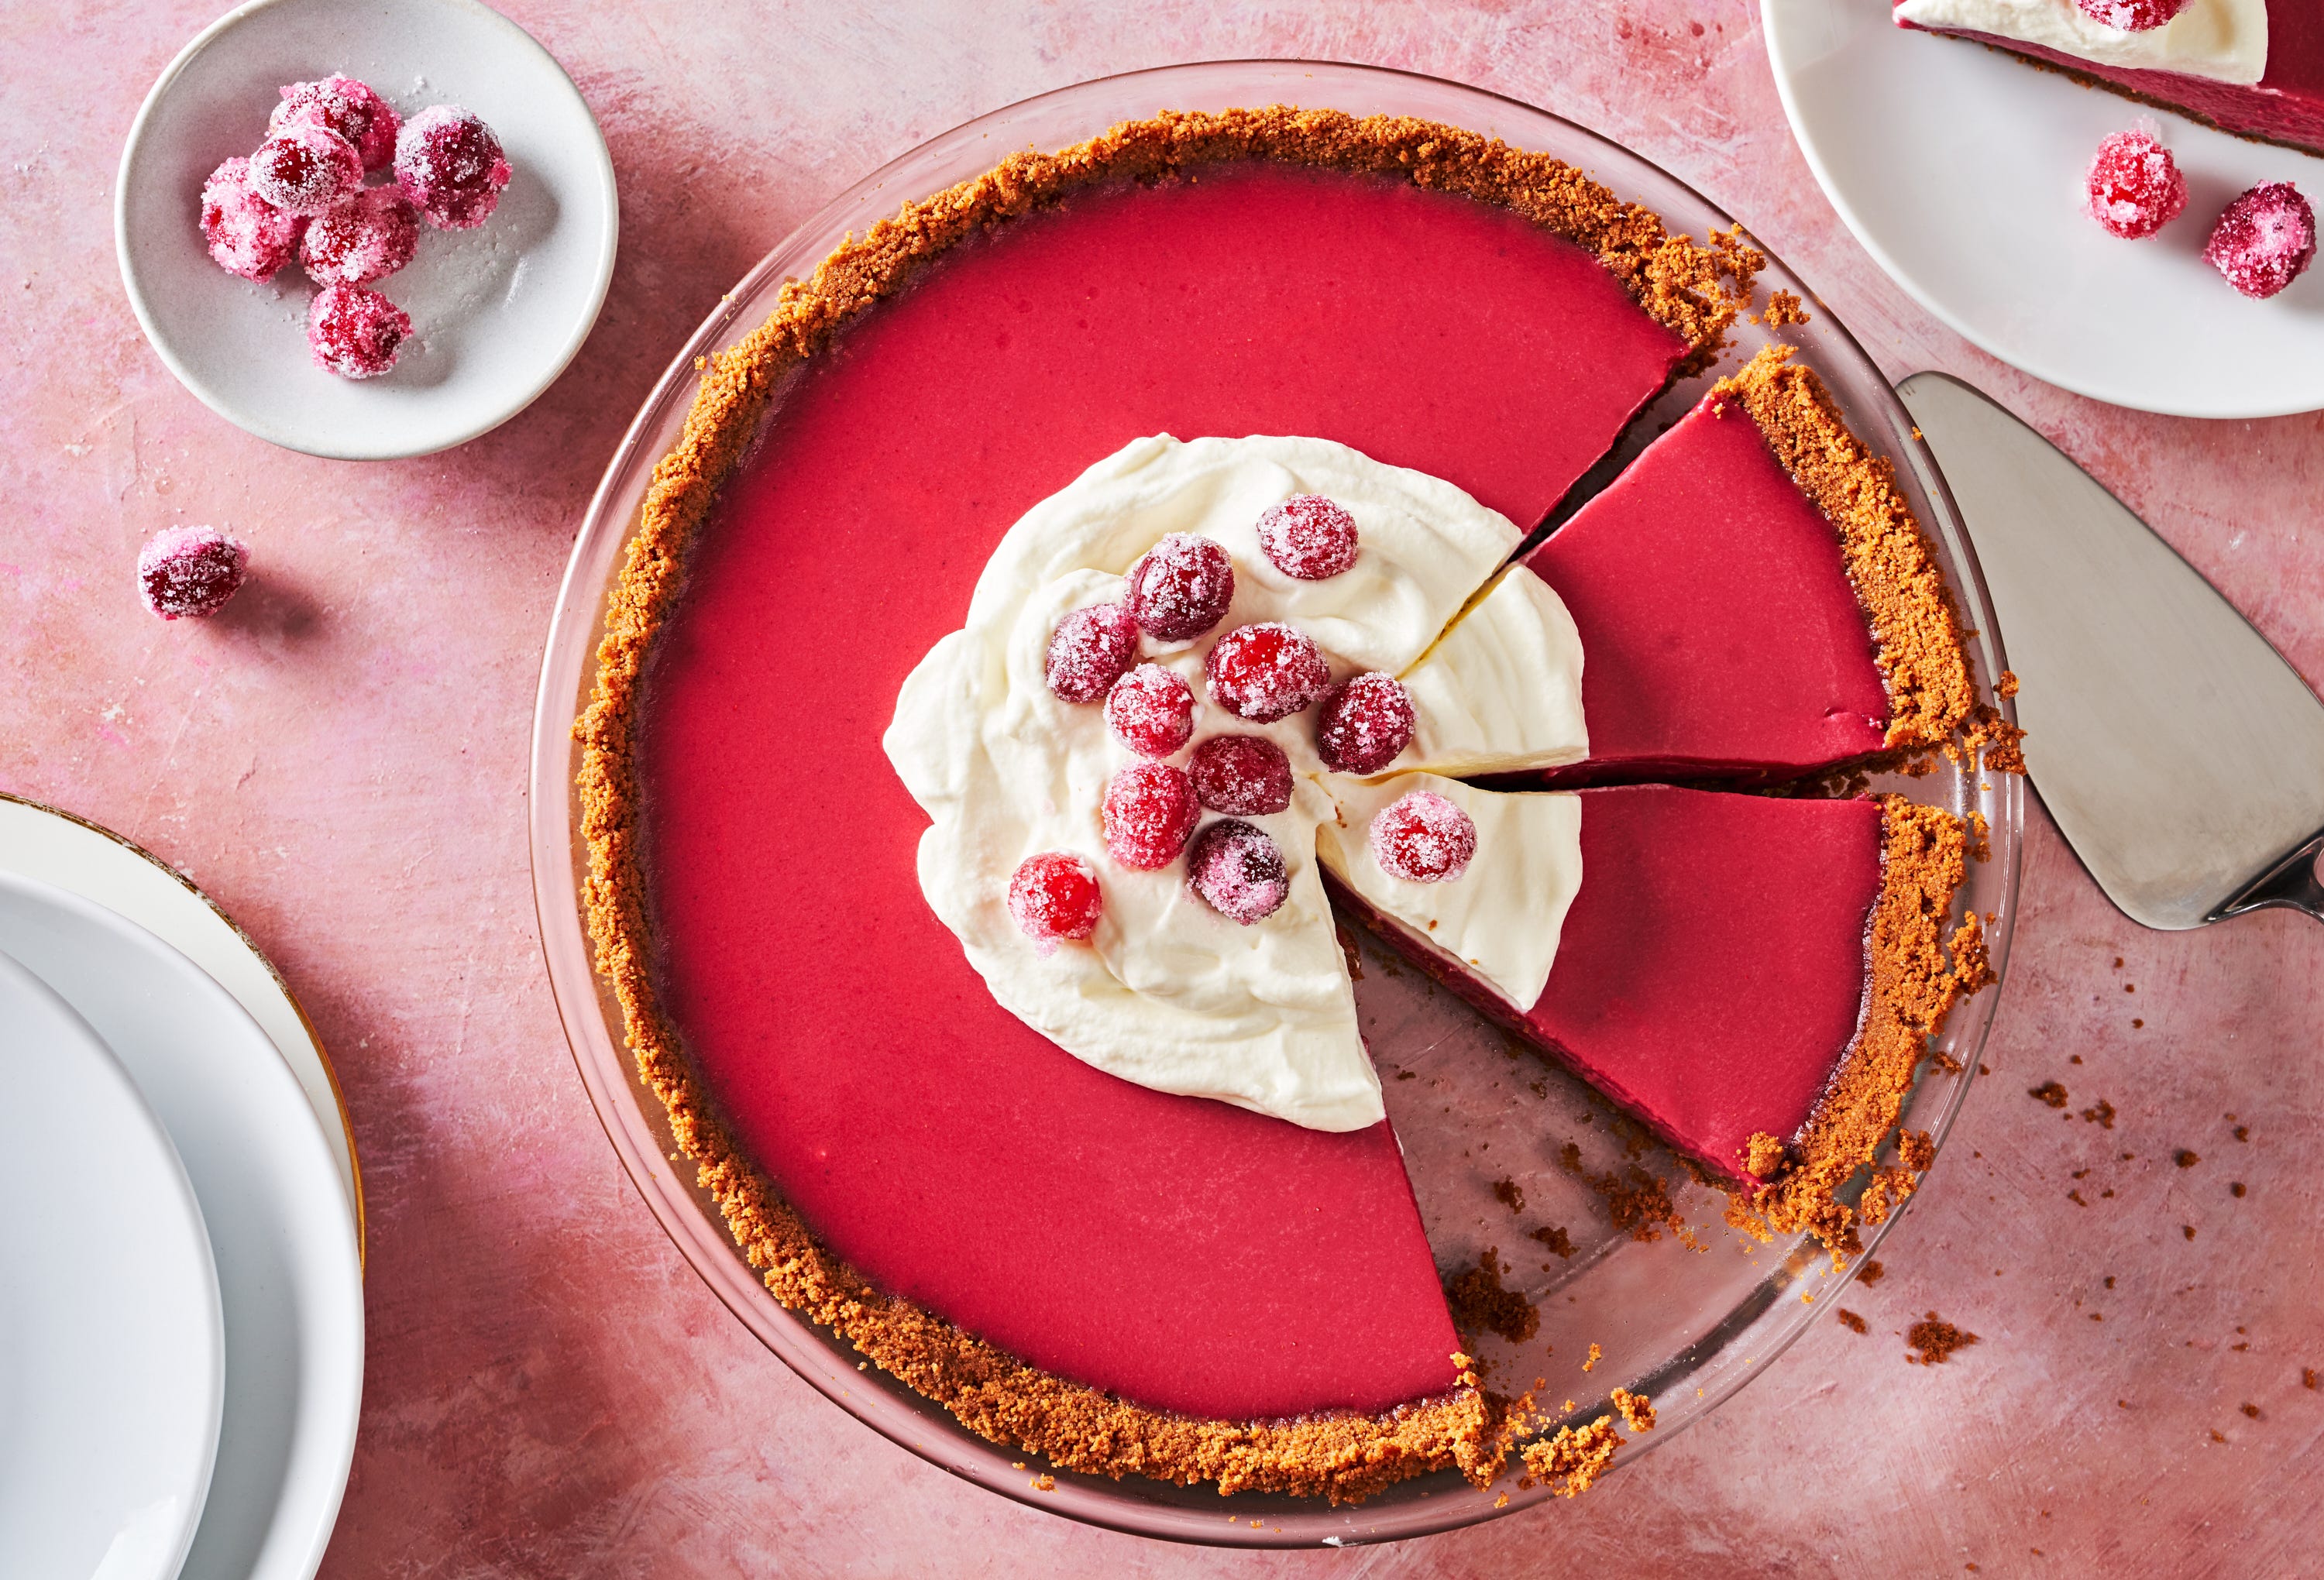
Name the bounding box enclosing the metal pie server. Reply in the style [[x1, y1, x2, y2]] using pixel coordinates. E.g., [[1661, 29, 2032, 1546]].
[[1898, 372, 2324, 929]]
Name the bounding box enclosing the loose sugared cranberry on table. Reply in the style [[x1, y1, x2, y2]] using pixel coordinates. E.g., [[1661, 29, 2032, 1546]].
[[1205, 622, 1330, 723], [395, 105, 511, 230], [2085, 129, 2186, 239], [1105, 665, 1195, 758], [272, 74, 401, 171], [1188, 819, 1291, 925], [1257, 494, 1360, 580], [137, 526, 248, 620], [199, 157, 305, 282], [248, 121, 363, 216], [1188, 734, 1294, 816], [2205, 183, 2316, 300], [1008, 851, 1104, 944], [308, 283, 411, 379], [1045, 602, 1140, 702], [1126, 533, 1235, 641], [1315, 672, 1415, 775], [1101, 761, 1201, 870], [2075, 0, 2186, 28], [301, 186, 421, 287], [1370, 789, 1477, 884]]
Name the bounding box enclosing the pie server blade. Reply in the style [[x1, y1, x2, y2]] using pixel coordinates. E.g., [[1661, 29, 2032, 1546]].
[[1898, 372, 2324, 930]]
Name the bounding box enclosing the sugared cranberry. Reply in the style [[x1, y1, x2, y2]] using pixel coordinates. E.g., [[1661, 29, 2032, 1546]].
[[1126, 533, 1235, 641], [2075, 0, 2187, 29], [1257, 494, 1360, 580], [1105, 665, 1195, 758], [1045, 602, 1140, 703], [1188, 819, 1291, 925], [272, 75, 401, 171], [198, 157, 304, 282], [138, 526, 247, 620], [1188, 734, 1294, 816], [394, 105, 511, 230], [301, 186, 421, 287], [1315, 672, 1415, 775], [308, 283, 411, 379], [1370, 790, 1477, 884], [1101, 761, 1200, 870], [2205, 182, 2316, 300], [1008, 851, 1104, 943], [248, 122, 363, 216], [2085, 129, 2186, 239], [1205, 622, 1330, 723]]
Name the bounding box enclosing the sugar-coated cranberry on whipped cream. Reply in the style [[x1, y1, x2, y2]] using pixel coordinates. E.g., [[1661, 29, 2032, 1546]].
[[2075, 0, 2187, 28], [1370, 789, 1478, 884], [1188, 734, 1294, 816], [1206, 621, 1330, 723], [1315, 672, 1415, 774], [1188, 819, 1291, 924], [1008, 852, 1104, 945], [1257, 493, 1360, 580], [1126, 532, 1235, 640], [1105, 664, 1196, 758], [1044, 601, 1140, 702]]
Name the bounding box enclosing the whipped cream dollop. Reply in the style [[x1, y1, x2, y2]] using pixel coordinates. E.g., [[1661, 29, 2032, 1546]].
[[1896, 0, 2267, 87], [885, 434, 1587, 1132]]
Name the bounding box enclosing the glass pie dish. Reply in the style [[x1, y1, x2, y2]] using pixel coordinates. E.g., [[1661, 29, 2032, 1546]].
[[528, 58, 2023, 1548]]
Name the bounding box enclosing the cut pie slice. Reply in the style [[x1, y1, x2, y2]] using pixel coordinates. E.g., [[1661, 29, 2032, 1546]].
[[1895, 0, 2324, 157], [1323, 781, 1972, 1209], [1525, 346, 1974, 784]]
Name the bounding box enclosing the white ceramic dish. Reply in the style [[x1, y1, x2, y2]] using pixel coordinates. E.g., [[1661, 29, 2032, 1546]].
[[1765, 0, 2324, 417], [0, 950, 224, 1580], [0, 874, 366, 1580], [116, 0, 617, 459], [0, 792, 362, 1233]]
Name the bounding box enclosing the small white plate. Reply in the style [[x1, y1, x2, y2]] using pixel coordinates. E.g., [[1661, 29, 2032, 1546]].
[[0, 792, 361, 1230], [1765, 0, 2324, 417], [0, 874, 366, 1580], [0, 950, 224, 1580], [115, 0, 617, 458]]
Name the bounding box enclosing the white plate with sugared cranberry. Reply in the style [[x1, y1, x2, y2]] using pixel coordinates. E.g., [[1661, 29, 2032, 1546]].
[[115, 0, 617, 459], [1765, 0, 2324, 417]]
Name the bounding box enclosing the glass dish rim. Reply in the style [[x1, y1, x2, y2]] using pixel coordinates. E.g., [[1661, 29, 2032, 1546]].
[[528, 57, 2025, 1549]]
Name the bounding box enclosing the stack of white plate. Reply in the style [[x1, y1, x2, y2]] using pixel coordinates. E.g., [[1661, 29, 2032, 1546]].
[[0, 794, 363, 1580]]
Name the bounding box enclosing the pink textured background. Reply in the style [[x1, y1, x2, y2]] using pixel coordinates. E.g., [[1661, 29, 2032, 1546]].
[[5, 2, 2321, 1572]]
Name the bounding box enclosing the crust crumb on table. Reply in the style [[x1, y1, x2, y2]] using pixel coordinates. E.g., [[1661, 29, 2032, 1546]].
[[1905, 1311, 1980, 1365], [1837, 1308, 1869, 1334]]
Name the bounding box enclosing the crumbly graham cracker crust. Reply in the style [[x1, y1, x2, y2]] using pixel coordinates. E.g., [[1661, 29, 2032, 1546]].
[[575, 106, 1755, 1503], [1718, 345, 1978, 756], [1738, 795, 1979, 1250]]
